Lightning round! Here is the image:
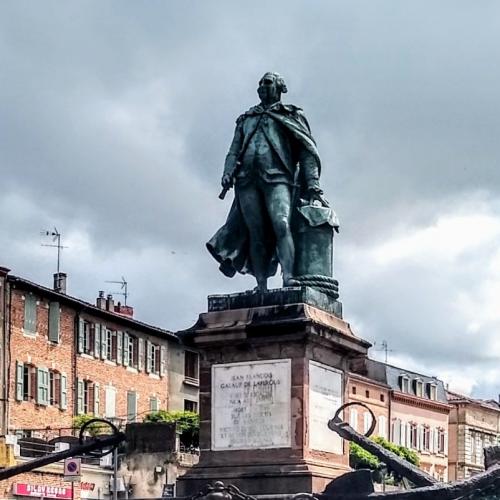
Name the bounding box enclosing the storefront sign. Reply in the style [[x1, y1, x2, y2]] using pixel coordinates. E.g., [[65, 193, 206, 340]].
[[13, 483, 72, 499]]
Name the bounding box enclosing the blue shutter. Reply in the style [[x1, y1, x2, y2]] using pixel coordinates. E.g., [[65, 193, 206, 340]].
[[94, 383, 100, 416], [37, 368, 49, 405], [127, 391, 137, 422], [100, 326, 107, 359], [24, 295, 37, 334], [138, 338, 144, 371], [94, 323, 101, 357], [60, 374, 67, 410], [146, 340, 152, 373], [48, 302, 60, 343], [160, 345, 167, 376], [116, 331, 123, 365], [77, 318, 85, 353], [123, 333, 129, 366], [77, 379, 84, 414], [16, 362, 24, 401]]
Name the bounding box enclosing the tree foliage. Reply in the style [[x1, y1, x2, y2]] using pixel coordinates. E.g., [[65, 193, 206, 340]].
[[72, 414, 107, 437], [349, 436, 420, 484], [144, 410, 199, 448]]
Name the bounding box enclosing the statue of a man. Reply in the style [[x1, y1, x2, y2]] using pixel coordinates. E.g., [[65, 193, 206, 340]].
[[207, 72, 327, 292]]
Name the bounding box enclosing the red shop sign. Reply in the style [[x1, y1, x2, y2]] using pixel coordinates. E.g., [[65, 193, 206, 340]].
[[13, 483, 72, 499]]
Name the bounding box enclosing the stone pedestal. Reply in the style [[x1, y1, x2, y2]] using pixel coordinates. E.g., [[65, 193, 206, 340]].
[[176, 287, 370, 496]]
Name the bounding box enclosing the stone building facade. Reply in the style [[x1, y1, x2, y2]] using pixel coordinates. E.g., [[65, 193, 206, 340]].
[[0, 266, 199, 499], [350, 358, 451, 481], [447, 391, 500, 481]]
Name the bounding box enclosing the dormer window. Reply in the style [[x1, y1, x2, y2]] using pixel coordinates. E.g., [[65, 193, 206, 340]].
[[399, 375, 410, 393], [427, 383, 438, 400], [414, 378, 424, 398]]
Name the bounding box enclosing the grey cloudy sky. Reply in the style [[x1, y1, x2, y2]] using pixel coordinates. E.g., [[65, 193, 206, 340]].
[[1, 1, 499, 398]]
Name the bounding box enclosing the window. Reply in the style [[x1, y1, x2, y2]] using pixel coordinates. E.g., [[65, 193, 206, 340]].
[[410, 422, 419, 449], [76, 379, 99, 415], [81, 321, 95, 355], [150, 396, 159, 412], [427, 383, 437, 400], [415, 379, 424, 398], [392, 419, 402, 445], [146, 342, 160, 374], [49, 370, 61, 406], [184, 400, 198, 413], [24, 294, 37, 334], [48, 302, 60, 343], [127, 391, 137, 422], [349, 409, 358, 430], [363, 412, 372, 434], [437, 428, 447, 455], [380, 394, 385, 402], [423, 425, 431, 451], [184, 351, 199, 383], [16, 363, 66, 409], [378, 415, 387, 439], [400, 375, 410, 393], [365, 390, 370, 398], [124, 334, 139, 368], [352, 386, 357, 395], [105, 386, 116, 418]]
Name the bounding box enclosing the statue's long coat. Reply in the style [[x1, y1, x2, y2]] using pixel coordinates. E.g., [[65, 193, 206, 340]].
[[206, 103, 321, 279]]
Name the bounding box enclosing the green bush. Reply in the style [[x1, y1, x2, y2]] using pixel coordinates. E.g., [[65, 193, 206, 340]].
[[73, 414, 107, 437], [349, 435, 420, 484], [144, 410, 199, 448]]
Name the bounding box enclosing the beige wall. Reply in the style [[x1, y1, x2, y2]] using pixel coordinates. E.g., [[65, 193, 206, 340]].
[[391, 395, 450, 481], [167, 344, 199, 412]]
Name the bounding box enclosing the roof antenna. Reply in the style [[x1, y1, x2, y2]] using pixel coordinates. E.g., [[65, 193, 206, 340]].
[[105, 277, 128, 306], [41, 227, 68, 274], [373, 340, 394, 363]]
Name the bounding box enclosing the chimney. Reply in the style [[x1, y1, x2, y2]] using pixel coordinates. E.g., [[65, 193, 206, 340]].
[[53, 272, 67, 294], [106, 294, 114, 312], [114, 301, 134, 318], [96, 291, 106, 310]]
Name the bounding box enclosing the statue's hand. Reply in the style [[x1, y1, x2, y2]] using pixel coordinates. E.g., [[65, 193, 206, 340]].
[[308, 189, 330, 208], [221, 173, 233, 190]]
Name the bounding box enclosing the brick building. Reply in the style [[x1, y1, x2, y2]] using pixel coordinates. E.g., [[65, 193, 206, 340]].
[[0, 266, 199, 499], [447, 391, 500, 481], [350, 358, 451, 481], [347, 372, 390, 440]]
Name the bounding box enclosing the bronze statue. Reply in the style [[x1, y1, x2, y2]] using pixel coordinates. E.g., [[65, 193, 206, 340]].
[[207, 72, 335, 293]]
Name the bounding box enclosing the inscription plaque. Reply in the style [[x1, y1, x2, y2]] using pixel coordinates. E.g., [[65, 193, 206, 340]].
[[212, 359, 291, 450], [309, 360, 343, 454]]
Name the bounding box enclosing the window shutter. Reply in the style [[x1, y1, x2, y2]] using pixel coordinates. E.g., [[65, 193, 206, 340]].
[[444, 431, 449, 456], [105, 386, 116, 418], [37, 368, 49, 405], [123, 333, 130, 366], [146, 341, 152, 373], [418, 425, 423, 451], [77, 319, 85, 353], [94, 383, 100, 416], [24, 294, 37, 333], [77, 379, 84, 414], [16, 362, 24, 401], [116, 331, 123, 365], [48, 302, 60, 342], [100, 326, 107, 360], [349, 409, 357, 431], [94, 324, 101, 358], [160, 345, 167, 376], [138, 338, 144, 371], [154, 346, 160, 374], [401, 421, 407, 447], [127, 391, 137, 422], [60, 374, 67, 410], [149, 397, 158, 412]]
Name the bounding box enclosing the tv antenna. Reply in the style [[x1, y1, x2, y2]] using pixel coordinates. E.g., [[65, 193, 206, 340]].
[[105, 277, 129, 306], [41, 227, 68, 274], [373, 340, 394, 363]]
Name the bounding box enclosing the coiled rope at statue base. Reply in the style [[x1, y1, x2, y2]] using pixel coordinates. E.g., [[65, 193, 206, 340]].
[[294, 274, 339, 299]]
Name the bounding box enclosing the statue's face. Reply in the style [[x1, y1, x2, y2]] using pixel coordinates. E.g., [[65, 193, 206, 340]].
[[258, 74, 281, 104]]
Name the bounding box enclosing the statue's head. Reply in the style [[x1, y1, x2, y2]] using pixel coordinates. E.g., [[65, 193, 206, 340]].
[[258, 72, 287, 105]]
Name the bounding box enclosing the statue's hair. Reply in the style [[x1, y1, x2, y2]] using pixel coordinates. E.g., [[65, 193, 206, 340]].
[[261, 72, 288, 94]]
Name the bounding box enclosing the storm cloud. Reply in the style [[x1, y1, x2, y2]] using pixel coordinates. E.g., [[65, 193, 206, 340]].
[[1, 1, 499, 398]]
